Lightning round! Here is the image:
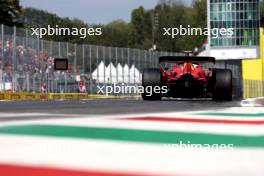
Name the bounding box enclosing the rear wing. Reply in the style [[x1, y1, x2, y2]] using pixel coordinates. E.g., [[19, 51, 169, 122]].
[[159, 56, 215, 63]]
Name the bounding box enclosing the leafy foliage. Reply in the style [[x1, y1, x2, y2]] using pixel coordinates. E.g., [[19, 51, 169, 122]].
[[261, 0, 264, 27], [4, 0, 208, 52], [18, 1, 208, 52], [0, 0, 21, 26]]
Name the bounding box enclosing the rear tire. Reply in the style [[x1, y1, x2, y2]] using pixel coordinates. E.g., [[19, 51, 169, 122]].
[[142, 68, 162, 100], [212, 69, 232, 101]]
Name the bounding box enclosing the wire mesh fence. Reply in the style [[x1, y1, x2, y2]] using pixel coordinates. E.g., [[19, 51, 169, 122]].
[[0, 24, 248, 98], [0, 24, 181, 95]]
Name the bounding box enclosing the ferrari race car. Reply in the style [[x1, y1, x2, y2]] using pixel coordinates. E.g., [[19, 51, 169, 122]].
[[142, 56, 232, 101]]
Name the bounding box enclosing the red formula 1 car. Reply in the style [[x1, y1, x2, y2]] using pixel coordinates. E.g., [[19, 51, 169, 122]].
[[142, 56, 232, 101]]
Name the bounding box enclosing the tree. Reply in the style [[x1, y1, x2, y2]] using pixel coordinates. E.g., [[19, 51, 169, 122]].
[[192, 0, 207, 28], [261, 0, 264, 27], [102, 20, 129, 47], [19, 1, 208, 52], [154, 0, 206, 52], [191, 0, 207, 48], [129, 6, 152, 49], [0, 0, 21, 26]]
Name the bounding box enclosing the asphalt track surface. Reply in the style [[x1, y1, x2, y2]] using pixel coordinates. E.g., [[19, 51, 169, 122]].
[[1, 98, 264, 176], [0, 98, 241, 121]]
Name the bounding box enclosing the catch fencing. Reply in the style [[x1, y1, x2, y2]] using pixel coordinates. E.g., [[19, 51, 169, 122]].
[[0, 24, 181, 94], [0, 24, 244, 98]]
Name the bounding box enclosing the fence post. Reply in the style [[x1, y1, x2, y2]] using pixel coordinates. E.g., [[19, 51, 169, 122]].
[[58, 42, 61, 57], [127, 48, 130, 84], [65, 42, 69, 93], [148, 51, 151, 68], [0, 25, 3, 91], [109, 47, 112, 84], [74, 43, 77, 74], [0, 24, 3, 89], [153, 51, 155, 67], [96, 46, 99, 88], [82, 44, 85, 74], [103, 46, 106, 85], [50, 41, 53, 93], [37, 29, 41, 91], [133, 49, 135, 84], [25, 28, 28, 48], [89, 45, 92, 94], [1, 24, 3, 59], [82, 44, 85, 93], [26, 73, 30, 92], [12, 26, 17, 92], [40, 39, 43, 68], [134, 49, 136, 84], [148, 51, 150, 68], [115, 47, 118, 84], [122, 48, 124, 83], [137, 49, 140, 84], [144, 50, 147, 69]]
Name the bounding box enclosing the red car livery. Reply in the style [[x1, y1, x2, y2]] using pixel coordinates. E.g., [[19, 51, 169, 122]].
[[142, 56, 232, 101]]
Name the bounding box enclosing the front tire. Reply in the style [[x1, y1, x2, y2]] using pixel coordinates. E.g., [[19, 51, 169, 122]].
[[142, 68, 162, 100], [212, 69, 232, 101]]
